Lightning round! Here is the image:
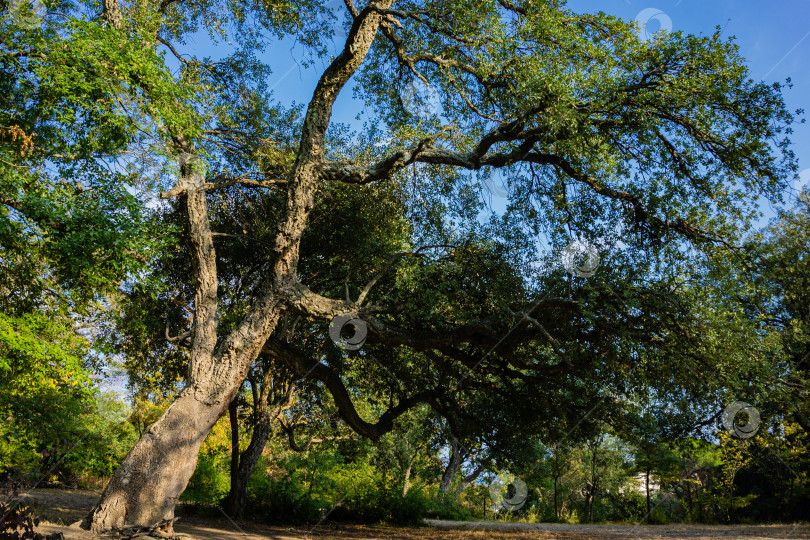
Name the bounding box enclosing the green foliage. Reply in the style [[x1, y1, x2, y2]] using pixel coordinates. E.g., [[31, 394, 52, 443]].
[[239, 442, 432, 525], [0, 311, 135, 482], [0, 311, 92, 476], [181, 413, 232, 503], [425, 493, 475, 521], [3, 0, 810, 530], [333, 482, 430, 525], [182, 453, 231, 504]]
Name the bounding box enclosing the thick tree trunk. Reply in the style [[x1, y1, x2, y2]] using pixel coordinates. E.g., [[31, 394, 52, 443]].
[[81, 386, 234, 530], [83, 151, 284, 532], [82, 5, 389, 531], [83, 324, 283, 532]]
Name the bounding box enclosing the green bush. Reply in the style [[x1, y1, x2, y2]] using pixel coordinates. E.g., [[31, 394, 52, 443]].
[[245, 457, 325, 523], [244, 455, 430, 525], [647, 506, 670, 525], [331, 484, 429, 525], [426, 492, 475, 521], [605, 492, 648, 522], [181, 453, 230, 503]]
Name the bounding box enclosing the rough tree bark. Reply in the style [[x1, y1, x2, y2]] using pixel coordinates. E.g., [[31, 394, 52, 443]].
[[82, 4, 391, 530], [439, 436, 463, 494], [82, 150, 285, 531], [224, 371, 294, 519], [227, 399, 239, 509]]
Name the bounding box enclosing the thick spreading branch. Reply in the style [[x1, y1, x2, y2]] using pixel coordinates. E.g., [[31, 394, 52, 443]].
[[264, 339, 439, 441], [271, 0, 393, 278]]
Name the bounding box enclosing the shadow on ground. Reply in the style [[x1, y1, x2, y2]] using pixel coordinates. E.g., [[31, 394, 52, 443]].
[[15, 489, 810, 540]]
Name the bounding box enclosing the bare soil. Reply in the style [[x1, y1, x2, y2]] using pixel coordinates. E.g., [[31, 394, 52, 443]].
[[11, 489, 810, 540]]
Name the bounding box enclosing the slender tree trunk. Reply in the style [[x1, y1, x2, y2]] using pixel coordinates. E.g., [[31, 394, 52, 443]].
[[584, 489, 592, 523], [224, 405, 277, 518], [730, 478, 735, 523], [402, 457, 414, 497], [553, 476, 558, 520], [645, 467, 650, 520], [225, 377, 293, 519], [687, 480, 693, 515], [226, 399, 240, 513], [439, 437, 462, 494]]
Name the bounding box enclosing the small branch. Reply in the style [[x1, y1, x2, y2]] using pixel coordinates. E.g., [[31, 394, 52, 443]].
[[165, 321, 192, 343], [157, 36, 195, 66], [356, 245, 453, 305]]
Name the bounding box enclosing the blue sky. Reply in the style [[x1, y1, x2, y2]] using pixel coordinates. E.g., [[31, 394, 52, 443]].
[[567, 0, 810, 208], [103, 2, 809, 396], [241, 1, 810, 219]]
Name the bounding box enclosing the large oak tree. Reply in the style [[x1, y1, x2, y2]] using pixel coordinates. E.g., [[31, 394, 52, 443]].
[[2, 0, 797, 531]]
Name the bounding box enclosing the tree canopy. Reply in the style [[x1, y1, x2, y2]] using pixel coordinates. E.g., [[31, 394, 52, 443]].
[[1, 0, 807, 533]]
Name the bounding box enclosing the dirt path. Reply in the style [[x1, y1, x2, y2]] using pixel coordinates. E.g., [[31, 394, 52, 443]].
[[426, 520, 810, 539], [12, 489, 810, 540]]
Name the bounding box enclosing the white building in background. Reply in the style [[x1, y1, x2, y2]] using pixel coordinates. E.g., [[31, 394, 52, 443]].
[[620, 473, 660, 495]]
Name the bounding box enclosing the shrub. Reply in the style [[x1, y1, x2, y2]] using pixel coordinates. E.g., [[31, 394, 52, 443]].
[[605, 492, 648, 522], [245, 460, 323, 523], [245, 456, 431, 525], [181, 453, 229, 503], [332, 484, 429, 525], [0, 501, 64, 540], [426, 493, 475, 521]]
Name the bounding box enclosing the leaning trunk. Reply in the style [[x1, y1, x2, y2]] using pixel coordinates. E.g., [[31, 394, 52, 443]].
[[83, 151, 284, 532], [82, 385, 234, 530], [83, 4, 388, 530], [83, 321, 282, 532]]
